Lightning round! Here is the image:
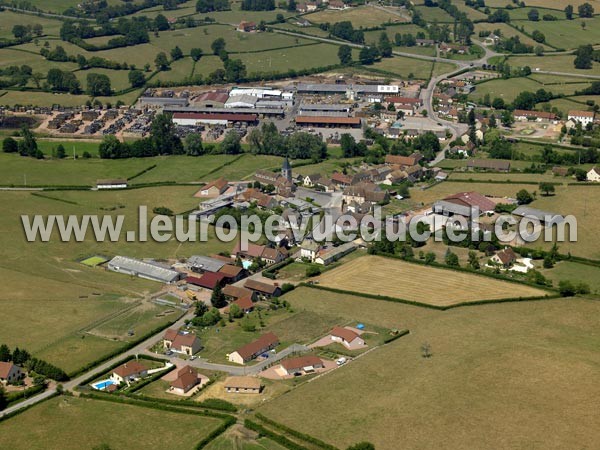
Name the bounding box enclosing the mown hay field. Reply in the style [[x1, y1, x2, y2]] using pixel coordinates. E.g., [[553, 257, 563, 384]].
[[260, 287, 600, 450], [316, 255, 549, 306]]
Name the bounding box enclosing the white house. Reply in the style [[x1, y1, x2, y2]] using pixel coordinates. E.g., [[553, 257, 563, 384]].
[[331, 326, 365, 349], [567, 110, 595, 126], [300, 239, 321, 262], [587, 167, 600, 182], [110, 361, 148, 386]]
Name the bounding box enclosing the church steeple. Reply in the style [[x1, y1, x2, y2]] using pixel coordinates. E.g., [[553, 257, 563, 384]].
[[282, 156, 292, 181]]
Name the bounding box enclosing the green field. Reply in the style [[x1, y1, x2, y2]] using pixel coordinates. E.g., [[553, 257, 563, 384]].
[[371, 55, 434, 80], [509, 54, 600, 76], [414, 5, 456, 22], [0, 396, 224, 450], [304, 5, 407, 27], [0, 10, 63, 39], [519, 16, 600, 49], [474, 22, 553, 50], [80, 255, 109, 266], [470, 76, 591, 104], [259, 287, 600, 450]]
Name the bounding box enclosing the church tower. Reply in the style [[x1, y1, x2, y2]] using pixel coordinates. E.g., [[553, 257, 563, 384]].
[[282, 156, 292, 182]]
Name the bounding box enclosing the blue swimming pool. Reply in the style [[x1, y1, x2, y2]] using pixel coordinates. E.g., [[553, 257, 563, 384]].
[[92, 379, 115, 390], [242, 260, 252, 270]]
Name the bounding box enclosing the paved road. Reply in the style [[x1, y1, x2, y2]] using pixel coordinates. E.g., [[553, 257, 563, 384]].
[[0, 310, 192, 418], [151, 343, 310, 376]]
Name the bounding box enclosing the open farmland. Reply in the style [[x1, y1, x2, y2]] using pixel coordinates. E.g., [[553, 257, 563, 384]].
[[260, 288, 600, 450], [470, 76, 591, 103], [509, 54, 600, 77], [315, 255, 549, 306], [305, 5, 408, 27], [519, 16, 600, 49], [474, 22, 553, 49], [0, 396, 224, 450]]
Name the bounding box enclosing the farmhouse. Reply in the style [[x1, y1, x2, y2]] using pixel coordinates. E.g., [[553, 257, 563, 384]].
[[231, 295, 254, 313], [237, 21, 256, 32], [300, 239, 321, 262], [163, 329, 202, 356], [587, 167, 600, 182], [107, 256, 182, 284], [491, 247, 517, 268], [434, 191, 496, 216], [384, 153, 422, 168], [466, 159, 510, 172], [568, 110, 595, 126], [224, 376, 262, 394], [328, 0, 347, 9], [110, 361, 148, 385], [0, 362, 23, 384], [218, 264, 247, 282], [96, 179, 128, 189], [331, 326, 365, 349], [232, 242, 287, 264], [170, 366, 200, 395], [244, 279, 282, 297], [343, 183, 389, 205], [223, 285, 256, 301], [228, 332, 279, 364], [277, 355, 324, 376], [196, 178, 229, 197]]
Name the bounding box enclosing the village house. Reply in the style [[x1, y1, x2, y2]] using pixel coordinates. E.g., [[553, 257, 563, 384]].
[[163, 329, 202, 356], [331, 172, 353, 188], [218, 264, 247, 283], [343, 183, 390, 205], [223, 285, 257, 301], [244, 279, 282, 298], [196, 178, 229, 197], [328, 0, 347, 9], [300, 239, 321, 262], [224, 376, 262, 394], [0, 362, 23, 384], [228, 332, 279, 364], [277, 355, 325, 376], [232, 242, 288, 265], [231, 295, 254, 313], [110, 360, 148, 386], [491, 247, 518, 268], [238, 188, 279, 210], [331, 326, 365, 349], [237, 21, 257, 32], [587, 167, 600, 182], [170, 366, 201, 395], [568, 110, 595, 126], [302, 173, 323, 187]]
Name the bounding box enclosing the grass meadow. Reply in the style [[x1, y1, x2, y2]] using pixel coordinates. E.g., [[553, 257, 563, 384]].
[[0, 396, 224, 450], [304, 5, 408, 27], [519, 16, 600, 49], [259, 287, 600, 450], [315, 255, 549, 306]]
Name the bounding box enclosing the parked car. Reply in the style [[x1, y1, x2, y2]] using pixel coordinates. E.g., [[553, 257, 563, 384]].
[[336, 357, 347, 366]]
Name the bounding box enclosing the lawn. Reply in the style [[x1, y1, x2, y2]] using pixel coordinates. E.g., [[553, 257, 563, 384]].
[[315, 255, 549, 306], [0, 396, 224, 450], [260, 289, 600, 449], [304, 5, 408, 27]]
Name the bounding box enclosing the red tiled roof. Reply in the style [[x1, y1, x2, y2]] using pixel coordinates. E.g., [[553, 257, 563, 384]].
[[244, 279, 279, 294], [234, 332, 279, 360], [172, 333, 200, 351], [233, 295, 254, 311], [113, 361, 147, 378], [385, 154, 419, 166], [195, 91, 229, 103], [331, 326, 360, 343], [568, 110, 595, 118], [514, 110, 556, 120], [171, 366, 198, 390], [223, 285, 253, 299], [385, 96, 421, 105], [0, 362, 17, 378], [444, 191, 496, 212], [186, 272, 227, 289], [280, 355, 323, 371], [202, 177, 228, 191], [219, 264, 244, 277], [164, 329, 178, 341]]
